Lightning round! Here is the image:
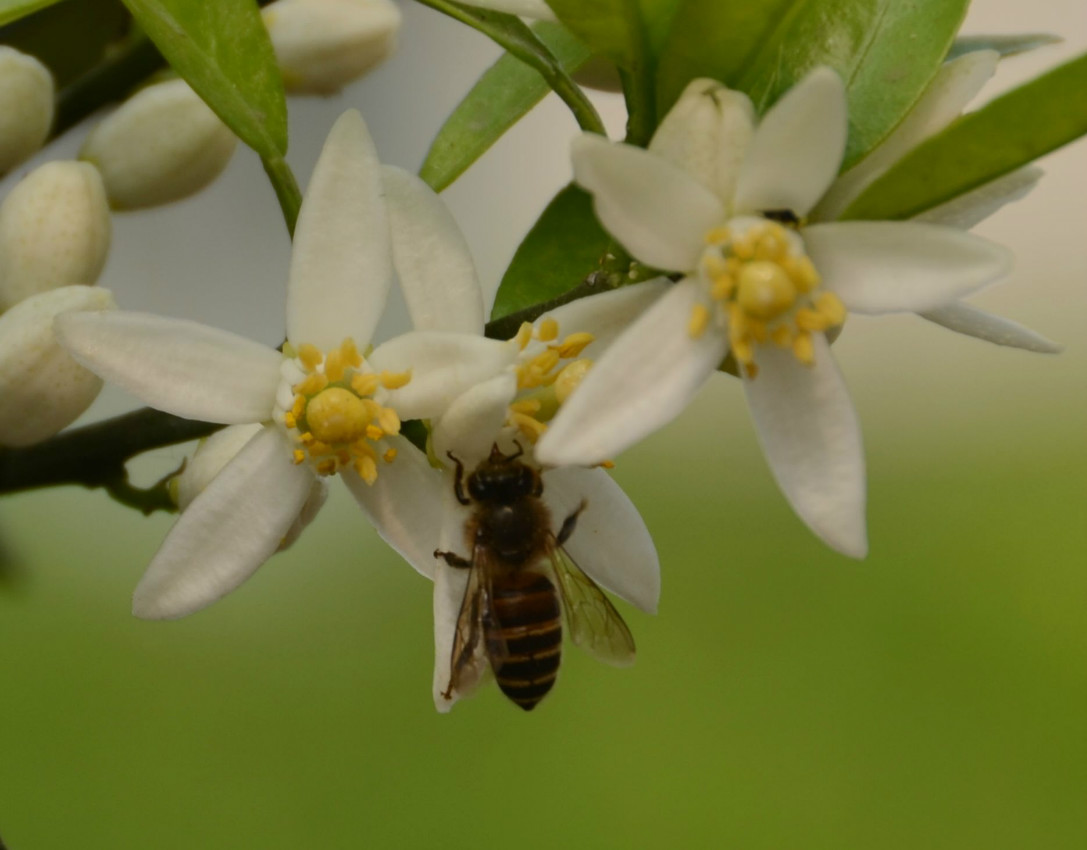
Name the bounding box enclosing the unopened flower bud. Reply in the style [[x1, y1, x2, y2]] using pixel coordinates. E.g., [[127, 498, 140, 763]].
[[0, 46, 54, 176], [0, 161, 111, 312], [0, 285, 115, 447], [80, 79, 238, 210], [176, 423, 328, 551], [263, 0, 401, 95]]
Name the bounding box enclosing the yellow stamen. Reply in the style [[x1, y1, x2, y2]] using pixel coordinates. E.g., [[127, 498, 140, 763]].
[[291, 395, 306, 419], [782, 255, 820, 293], [514, 321, 533, 350], [324, 349, 347, 382], [377, 407, 401, 435], [553, 332, 594, 359], [283, 412, 296, 429], [535, 318, 559, 342], [365, 424, 384, 441], [350, 372, 379, 397], [355, 455, 378, 485], [295, 373, 329, 396], [300, 431, 315, 445], [710, 274, 735, 301], [510, 411, 548, 443], [296, 344, 322, 370], [598, 460, 615, 470], [754, 226, 788, 261], [816, 291, 846, 325], [771, 325, 793, 347], [688, 303, 711, 339], [383, 448, 397, 464], [379, 370, 411, 390], [292, 449, 306, 465], [795, 307, 831, 332], [793, 331, 815, 365], [339, 338, 362, 367], [554, 359, 592, 404], [704, 225, 731, 246], [509, 398, 542, 415], [316, 458, 337, 476]]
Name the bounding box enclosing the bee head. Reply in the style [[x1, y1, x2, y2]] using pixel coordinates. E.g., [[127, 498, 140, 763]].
[[467, 443, 542, 503]]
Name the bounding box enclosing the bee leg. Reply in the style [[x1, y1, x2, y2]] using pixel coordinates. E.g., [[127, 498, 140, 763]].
[[446, 451, 470, 506], [434, 549, 472, 569], [557, 499, 588, 545]]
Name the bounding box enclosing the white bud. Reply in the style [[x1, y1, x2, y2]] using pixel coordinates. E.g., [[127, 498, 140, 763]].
[[80, 79, 238, 210], [0, 161, 111, 313], [176, 423, 328, 551], [0, 285, 115, 447], [263, 0, 401, 95], [0, 47, 54, 176]]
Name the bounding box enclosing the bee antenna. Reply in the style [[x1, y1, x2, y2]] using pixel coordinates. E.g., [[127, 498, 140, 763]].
[[508, 440, 525, 461]]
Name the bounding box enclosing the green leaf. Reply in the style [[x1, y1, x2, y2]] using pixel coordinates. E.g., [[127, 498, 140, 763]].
[[0, 0, 131, 89], [545, 0, 644, 70], [0, 0, 66, 26], [491, 184, 611, 320], [420, 22, 592, 193], [740, 0, 971, 169], [120, 0, 287, 159], [655, 0, 796, 115], [417, 0, 603, 138], [841, 53, 1087, 221], [947, 33, 1061, 61]]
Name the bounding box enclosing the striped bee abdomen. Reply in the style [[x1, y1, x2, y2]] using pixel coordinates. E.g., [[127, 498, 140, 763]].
[[487, 571, 562, 711]]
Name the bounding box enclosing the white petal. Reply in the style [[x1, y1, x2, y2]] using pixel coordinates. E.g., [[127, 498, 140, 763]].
[[913, 166, 1043, 230], [541, 466, 660, 613], [813, 51, 999, 221], [368, 331, 511, 420], [649, 78, 755, 207], [382, 165, 484, 335], [132, 427, 316, 619], [432, 372, 518, 467], [176, 423, 264, 510], [535, 278, 728, 467], [734, 67, 847, 217], [919, 301, 1061, 353], [743, 336, 867, 558], [55, 310, 281, 423], [805, 221, 1013, 314], [341, 434, 446, 580], [571, 133, 725, 272], [541, 277, 671, 357], [286, 110, 392, 351]]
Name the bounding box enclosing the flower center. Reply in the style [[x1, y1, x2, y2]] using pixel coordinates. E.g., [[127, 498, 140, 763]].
[[506, 317, 595, 444], [276, 337, 410, 483], [693, 219, 847, 377]]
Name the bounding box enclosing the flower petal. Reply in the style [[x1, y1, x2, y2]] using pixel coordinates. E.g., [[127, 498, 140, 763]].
[[805, 221, 1013, 314], [341, 434, 446, 580], [571, 133, 725, 272], [432, 372, 518, 466], [541, 466, 660, 613], [132, 426, 316, 619], [743, 336, 867, 558], [286, 110, 392, 351], [541, 277, 671, 357], [919, 301, 1061, 353], [913, 166, 1043, 230], [382, 165, 484, 335], [56, 310, 280, 423], [368, 331, 511, 420], [813, 50, 999, 221], [649, 78, 755, 207], [734, 66, 847, 217], [535, 278, 728, 467]]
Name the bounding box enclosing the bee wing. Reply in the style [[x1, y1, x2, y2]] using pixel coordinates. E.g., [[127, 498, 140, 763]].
[[549, 542, 636, 668], [444, 546, 507, 701]]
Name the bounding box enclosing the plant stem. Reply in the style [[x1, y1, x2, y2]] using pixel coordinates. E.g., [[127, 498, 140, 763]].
[[262, 155, 303, 237]]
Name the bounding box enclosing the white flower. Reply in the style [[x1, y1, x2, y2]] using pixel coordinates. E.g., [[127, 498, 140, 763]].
[[363, 163, 661, 711], [263, 0, 401, 95], [0, 161, 112, 312], [0, 46, 53, 177], [80, 79, 237, 210], [535, 67, 1020, 558], [56, 111, 508, 619], [0, 285, 115, 447]]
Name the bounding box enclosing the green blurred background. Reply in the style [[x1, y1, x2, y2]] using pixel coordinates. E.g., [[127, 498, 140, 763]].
[[2, 2, 1084, 848]]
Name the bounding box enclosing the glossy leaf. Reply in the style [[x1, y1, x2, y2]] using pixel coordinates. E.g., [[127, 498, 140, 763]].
[[655, 0, 795, 115], [947, 33, 1061, 61], [0, 0, 65, 26], [120, 0, 287, 159], [491, 184, 610, 320], [842, 53, 1087, 222], [420, 22, 592, 193], [738, 0, 970, 169]]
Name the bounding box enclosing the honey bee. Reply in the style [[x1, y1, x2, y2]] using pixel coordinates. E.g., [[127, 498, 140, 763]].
[[434, 443, 636, 711]]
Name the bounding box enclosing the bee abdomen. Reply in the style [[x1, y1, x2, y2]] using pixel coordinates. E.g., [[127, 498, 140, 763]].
[[488, 573, 562, 711]]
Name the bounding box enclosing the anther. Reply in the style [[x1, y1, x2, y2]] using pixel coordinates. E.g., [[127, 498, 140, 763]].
[[514, 322, 533, 350], [296, 344, 322, 370], [792, 331, 815, 365], [379, 370, 411, 390], [688, 303, 711, 339], [535, 318, 559, 342], [554, 332, 594, 358], [351, 372, 379, 397], [383, 448, 397, 464]]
